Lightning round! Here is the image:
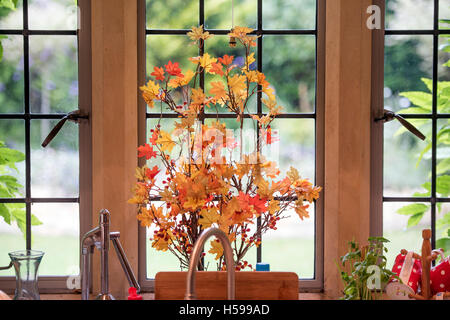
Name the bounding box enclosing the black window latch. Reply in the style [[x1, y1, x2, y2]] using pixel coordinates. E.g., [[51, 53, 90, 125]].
[[41, 109, 89, 148], [375, 109, 426, 141]]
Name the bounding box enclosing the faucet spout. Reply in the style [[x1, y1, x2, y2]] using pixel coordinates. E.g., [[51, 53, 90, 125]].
[[185, 227, 235, 300]]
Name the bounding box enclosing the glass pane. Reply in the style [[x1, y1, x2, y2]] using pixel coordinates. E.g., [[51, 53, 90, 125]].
[[385, 0, 434, 30], [146, 35, 198, 113], [436, 203, 450, 256], [0, 0, 23, 29], [263, 204, 315, 279], [29, 35, 78, 113], [205, 0, 256, 30], [146, 0, 198, 30], [0, 223, 25, 277], [440, 0, 450, 28], [28, 0, 77, 30], [383, 202, 431, 270], [205, 35, 257, 114], [31, 203, 79, 276], [269, 119, 315, 181], [438, 36, 450, 113], [436, 119, 450, 199], [0, 119, 25, 197], [384, 35, 433, 113], [263, 35, 316, 113], [0, 35, 24, 113], [31, 120, 79, 198], [263, 0, 316, 30], [384, 119, 431, 197]]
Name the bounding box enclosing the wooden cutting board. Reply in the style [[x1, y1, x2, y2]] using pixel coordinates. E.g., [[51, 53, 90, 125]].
[[155, 271, 299, 300]]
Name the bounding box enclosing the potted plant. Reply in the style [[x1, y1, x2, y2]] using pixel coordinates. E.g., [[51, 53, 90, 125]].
[[337, 237, 397, 300], [129, 26, 322, 271]]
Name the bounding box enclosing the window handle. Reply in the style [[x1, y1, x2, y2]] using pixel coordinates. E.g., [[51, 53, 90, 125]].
[[41, 109, 89, 148], [375, 109, 426, 141]]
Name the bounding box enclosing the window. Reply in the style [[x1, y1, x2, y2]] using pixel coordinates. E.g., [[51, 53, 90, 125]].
[[0, 0, 86, 290], [383, 0, 450, 265], [140, 0, 324, 290]]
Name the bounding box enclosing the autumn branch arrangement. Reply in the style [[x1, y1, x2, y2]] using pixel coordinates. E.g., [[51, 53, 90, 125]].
[[129, 26, 321, 271]]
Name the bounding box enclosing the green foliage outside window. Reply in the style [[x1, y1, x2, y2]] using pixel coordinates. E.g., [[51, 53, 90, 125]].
[[0, 141, 42, 237], [395, 19, 450, 252]]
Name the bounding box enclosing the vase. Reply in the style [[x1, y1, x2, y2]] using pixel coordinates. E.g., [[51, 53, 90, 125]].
[[8, 250, 44, 300]]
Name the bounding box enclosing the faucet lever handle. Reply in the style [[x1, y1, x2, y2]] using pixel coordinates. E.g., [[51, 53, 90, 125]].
[[110, 233, 141, 293]]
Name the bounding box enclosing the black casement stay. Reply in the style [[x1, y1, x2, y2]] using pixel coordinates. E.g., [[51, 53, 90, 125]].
[[375, 108, 426, 141], [41, 109, 89, 148]]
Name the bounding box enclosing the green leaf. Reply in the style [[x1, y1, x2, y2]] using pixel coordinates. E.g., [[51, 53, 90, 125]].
[[436, 238, 450, 252], [399, 91, 432, 110], [0, 203, 11, 225], [437, 158, 450, 175], [436, 175, 450, 197], [0, 0, 16, 10], [396, 203, 429, 216], [0, 147, 25, 166], [407, 212, 425, 228]]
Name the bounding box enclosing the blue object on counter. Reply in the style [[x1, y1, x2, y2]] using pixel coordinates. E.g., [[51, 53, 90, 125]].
[[256, 263, 270, 271]]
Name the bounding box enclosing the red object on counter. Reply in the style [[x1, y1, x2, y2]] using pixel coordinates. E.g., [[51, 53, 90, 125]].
[[128, 287, 142, 300]]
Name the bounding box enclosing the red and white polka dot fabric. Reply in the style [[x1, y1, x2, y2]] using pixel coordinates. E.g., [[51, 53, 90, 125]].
[[430, 252, 450, 296], [386, 251, 422, 299], [391, 251, 422, 293]]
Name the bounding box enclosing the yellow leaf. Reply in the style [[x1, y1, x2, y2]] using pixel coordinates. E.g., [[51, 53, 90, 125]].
[[183, 197, 205, 211], [228, 74, 246, 93], [137, 207, 153, 227], [156, 130, 177, 153], [287, 166, 300, 182], [152, 238, 170, 252], [208, 239, 224, 260], [198, 208, 220, 228], [267, 200, 280, 215], [210, 81, 228, 102], [187, 25, 213, 42], [199, 53, 217, 73]]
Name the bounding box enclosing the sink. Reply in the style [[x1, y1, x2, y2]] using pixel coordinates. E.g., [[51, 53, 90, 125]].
[[155, 271, 299, 300]]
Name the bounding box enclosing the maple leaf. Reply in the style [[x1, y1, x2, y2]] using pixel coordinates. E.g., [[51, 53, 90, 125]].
[[208, 239, 224, 260], [287, 167, 300, 182], [183, 197, 205, 211], [191, 88, 206, 106], [150, 66, 165, 81], [227, 74, 246, 93], [187, 25, 213, 42], [210, 81, 228, 102], [152, 237, 170, 252], [137, 207, 153, 227], [209, 62, 224, 76], [249, 195, 267, 214], [138, 143, 157, 160], [244, 53, 255, 69], [198, 208, 220, 228], [199, 53, 217, 72], [156, 130, 177, 153], [268, 200, 280, 215], [165, 61, 182, 76], [140, 80, 160, 108], [218, 54, 234, 66], [294, 201, 310, 220], [145, 165, 160, 180]]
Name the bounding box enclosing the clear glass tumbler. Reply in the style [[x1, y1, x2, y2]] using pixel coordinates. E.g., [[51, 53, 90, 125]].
[[8, 250, 44, 300]]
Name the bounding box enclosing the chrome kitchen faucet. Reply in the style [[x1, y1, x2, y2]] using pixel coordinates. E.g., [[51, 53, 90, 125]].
[[185, 227, 235, 300], [80, 209, 140, 300]]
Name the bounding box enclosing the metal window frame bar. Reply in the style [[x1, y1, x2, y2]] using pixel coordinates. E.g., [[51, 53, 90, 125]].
[[138, 0, 325, 292], [382, 0, 447, 250], [0, 0, 92, 293]]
